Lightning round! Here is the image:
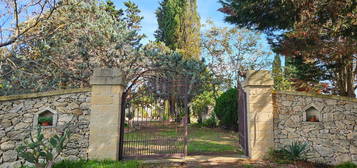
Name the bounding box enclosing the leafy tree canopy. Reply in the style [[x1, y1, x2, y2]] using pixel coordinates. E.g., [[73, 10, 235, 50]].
[[219, 0, 297, 33], [219, 0, 357, 97], [0, 0, 145, 95]]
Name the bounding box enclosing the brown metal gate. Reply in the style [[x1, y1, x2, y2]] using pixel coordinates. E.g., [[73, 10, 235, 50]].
[[122, 119, 185, 160], [238, 84, 249, 156], [119, 76, 192, 160]]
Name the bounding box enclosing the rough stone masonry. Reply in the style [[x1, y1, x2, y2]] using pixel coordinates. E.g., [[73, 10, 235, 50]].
[[273, 91, 357, 165], [0, 89, 91, 168]]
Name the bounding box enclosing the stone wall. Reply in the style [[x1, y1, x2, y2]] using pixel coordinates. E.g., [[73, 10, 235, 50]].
[[273, 91, 357, 165], [0, 89, 91, 168]]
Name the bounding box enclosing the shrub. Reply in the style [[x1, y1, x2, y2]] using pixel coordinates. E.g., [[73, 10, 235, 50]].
[[17, 126, 71, 168], [38, 117, 53, 123], [191, 91, 215, 124], [267, 141, 309, 163], [280, 141, 309, 161], [336, 162, 357, 168], [267, 148, 292, 164], [214, 88, 238, 130], [202, 115, 217, 128]]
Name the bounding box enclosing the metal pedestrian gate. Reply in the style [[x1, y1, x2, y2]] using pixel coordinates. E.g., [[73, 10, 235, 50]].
[[238, 85, 249, 156]]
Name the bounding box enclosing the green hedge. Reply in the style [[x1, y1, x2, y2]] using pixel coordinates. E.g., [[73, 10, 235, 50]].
[[214, 88, 238, 130]]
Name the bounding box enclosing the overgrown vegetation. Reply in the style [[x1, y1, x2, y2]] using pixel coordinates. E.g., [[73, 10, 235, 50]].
[[17, 127, 71, 168]]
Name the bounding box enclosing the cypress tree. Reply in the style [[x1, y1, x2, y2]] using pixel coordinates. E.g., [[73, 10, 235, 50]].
[[272, 55, 283, 90], [180, 0, 201, 60], [156, 0, 201, 60]]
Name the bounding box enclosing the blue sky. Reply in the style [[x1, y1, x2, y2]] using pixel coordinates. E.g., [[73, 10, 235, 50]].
[[115, 0, 274, 65], [115, 0, 234, 44]]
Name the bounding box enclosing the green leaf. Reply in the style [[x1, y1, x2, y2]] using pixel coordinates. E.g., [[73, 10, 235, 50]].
[[39, 152, 47, 157], [49, 137, 58, 147], [46, 152, 54, 160], [19, 152, 36, 163]]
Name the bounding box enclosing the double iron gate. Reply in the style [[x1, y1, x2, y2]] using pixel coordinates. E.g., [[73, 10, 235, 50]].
[[118, 76, 246, 160]]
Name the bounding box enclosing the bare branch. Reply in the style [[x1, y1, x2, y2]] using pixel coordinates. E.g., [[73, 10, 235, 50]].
[[0, 0, 59, 48]]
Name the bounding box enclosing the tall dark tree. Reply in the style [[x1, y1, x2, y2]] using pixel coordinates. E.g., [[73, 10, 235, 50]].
[[156, 0, 202, 120], [218, 0, 297, 33], [156, 0, 201, 60], [219, 0, 357, 97], [180, 0, 201, 60], [156, 0, 185, 50]]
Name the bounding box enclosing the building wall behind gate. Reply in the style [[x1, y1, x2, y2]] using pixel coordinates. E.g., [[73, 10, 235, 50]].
[[0, 89, 91, 168], [273, 91, 357, 165]]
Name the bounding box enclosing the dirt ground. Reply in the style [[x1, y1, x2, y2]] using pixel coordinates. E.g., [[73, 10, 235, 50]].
[[142, 158, 332, 168]]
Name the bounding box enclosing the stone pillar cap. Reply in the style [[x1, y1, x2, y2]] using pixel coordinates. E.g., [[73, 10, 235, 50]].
[[244, 70, 273, 86], [90, 68, 125, 86]]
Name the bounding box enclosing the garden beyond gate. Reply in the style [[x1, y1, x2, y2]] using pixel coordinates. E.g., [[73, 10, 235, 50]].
[[119, 76, 193, 160]]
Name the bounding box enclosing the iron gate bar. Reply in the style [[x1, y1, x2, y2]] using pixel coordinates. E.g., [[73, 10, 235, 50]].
[[238, 84, 249, 156]]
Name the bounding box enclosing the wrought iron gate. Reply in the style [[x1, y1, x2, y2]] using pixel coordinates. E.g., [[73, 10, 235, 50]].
[[121, 114, 185, 159], [238, 84, 249, 156], [119, 76, 192, 160]]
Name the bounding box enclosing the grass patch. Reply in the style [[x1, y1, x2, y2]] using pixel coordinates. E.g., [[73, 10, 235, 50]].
[[188, 127, 242, 155], [159, 129, 179, 137], [336, 162, 357, 168], [242, 164, 255, 168], [21, 160, 141, 168], [188, 141, 237, 154]]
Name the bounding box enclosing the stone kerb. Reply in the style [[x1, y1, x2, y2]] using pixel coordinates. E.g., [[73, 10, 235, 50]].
[[243, 70, 274, 160], [88, 68, 125, 160]]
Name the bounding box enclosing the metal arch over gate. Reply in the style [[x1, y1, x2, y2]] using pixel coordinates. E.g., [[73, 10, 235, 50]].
[[238, 84, 249, 156], [118, 75, 197, 160]]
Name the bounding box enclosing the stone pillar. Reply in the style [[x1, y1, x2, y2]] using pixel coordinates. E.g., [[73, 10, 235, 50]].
[[88, 68, 124, 160], [243, 70, 274, 160]]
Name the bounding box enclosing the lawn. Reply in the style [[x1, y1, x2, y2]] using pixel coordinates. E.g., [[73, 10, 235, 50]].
[[187, 126, 241, 155]]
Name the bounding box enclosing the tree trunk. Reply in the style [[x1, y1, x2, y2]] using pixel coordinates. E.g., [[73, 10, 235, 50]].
[[187, 106, 191, 124], [335, 55, 356, 98]]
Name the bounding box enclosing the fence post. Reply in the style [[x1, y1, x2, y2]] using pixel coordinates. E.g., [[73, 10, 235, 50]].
[[88, 68, 125, 160], [243, 70, 274, 160]]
